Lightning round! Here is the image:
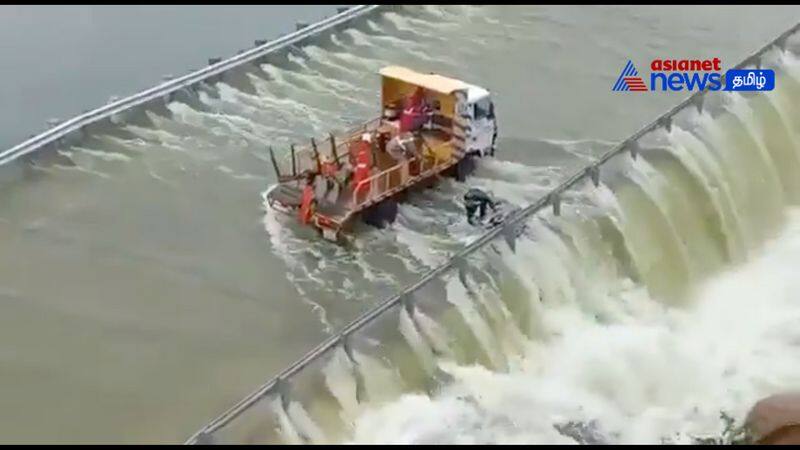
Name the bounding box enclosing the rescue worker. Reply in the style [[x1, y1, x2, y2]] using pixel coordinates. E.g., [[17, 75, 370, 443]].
[[299, 173, 317, 225], [386, 132, 416, 162], [320, 154, 340, 204], [463, 188, 497, 225], [353, 134, 373, 204], [400, 87, 430, 133]]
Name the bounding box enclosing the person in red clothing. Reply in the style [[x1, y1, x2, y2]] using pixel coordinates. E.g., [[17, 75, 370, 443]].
[[353, 134, 372, 204], [298, 174, 316, 225], [400, 87, 429, 133]]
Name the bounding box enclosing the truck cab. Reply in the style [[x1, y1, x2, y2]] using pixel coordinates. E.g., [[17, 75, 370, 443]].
[[458, 86, 498, 157]]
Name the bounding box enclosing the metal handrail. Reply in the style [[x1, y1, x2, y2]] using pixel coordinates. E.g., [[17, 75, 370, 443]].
[[184, 20, 800, 445], [0, 5, 385, 167], [276, 117, 383, 173], [350, 142, 450, 209]]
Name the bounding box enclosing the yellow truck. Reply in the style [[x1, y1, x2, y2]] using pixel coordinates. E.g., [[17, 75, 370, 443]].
[[265, 65, 497, 242]]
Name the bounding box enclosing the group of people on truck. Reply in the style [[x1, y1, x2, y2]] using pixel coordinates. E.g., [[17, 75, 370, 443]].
[[297, 87, 445, 225], [298, 131, 375, 224]]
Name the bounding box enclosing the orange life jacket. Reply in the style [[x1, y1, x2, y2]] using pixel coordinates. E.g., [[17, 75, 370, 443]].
[[353, 142, 371, 199], [298, 184, 315, 224]]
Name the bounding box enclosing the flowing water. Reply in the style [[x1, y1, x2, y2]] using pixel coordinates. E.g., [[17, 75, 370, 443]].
[[341, 60, 800, 443], [1, 4, 800, 444]]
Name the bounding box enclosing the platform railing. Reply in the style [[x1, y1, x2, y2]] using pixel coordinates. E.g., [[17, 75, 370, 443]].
[[350, 141, 451, 210], [275, 117, 383, 177], [184, 19, 800, 445]]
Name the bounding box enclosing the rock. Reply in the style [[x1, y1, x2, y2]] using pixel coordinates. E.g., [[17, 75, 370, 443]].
[[553, 420, 607, 445], [745, 393, 800, 444]]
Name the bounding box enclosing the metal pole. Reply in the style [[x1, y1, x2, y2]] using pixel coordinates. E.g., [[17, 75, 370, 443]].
[[311, 138, 322, 174], [291, 144, 297, 177], [330, 133, 340, 167], [269, 146, 281, 179]]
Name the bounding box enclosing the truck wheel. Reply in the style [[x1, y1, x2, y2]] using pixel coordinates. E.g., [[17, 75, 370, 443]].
[[382, 198, 398, 224], [362, 199, 398, 229], [455, 155, 476, 182]]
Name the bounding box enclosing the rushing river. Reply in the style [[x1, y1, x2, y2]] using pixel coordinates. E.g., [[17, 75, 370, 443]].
[[1, 4, 799, 444]]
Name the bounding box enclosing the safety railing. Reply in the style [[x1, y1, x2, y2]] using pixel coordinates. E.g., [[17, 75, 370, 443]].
[[184, 19, 800, 445], [275, 117, 383, 177], [0, 5, 386, 167], [350, 140, 451, 210]]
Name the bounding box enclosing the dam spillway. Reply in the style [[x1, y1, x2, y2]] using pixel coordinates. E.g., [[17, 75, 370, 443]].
[[2, 5, 800, 444], [185, 12, 800, 447]]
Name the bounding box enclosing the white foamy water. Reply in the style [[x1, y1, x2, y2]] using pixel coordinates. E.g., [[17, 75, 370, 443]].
[[206, 50, 800, 445], [349, 208, 800, 444]]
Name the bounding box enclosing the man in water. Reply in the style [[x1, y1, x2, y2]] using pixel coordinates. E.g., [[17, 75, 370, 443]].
[[464, 188, 497, 225]]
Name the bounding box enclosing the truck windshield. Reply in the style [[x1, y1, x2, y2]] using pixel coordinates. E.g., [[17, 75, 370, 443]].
[[473, 97, 493, 120]]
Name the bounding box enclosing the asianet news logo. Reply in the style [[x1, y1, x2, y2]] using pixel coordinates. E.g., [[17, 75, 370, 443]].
[[612, 58, 775, 92]]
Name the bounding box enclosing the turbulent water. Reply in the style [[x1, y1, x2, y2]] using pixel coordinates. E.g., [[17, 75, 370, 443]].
[[222, 51, 800, 445], [2, 4, 800, 444]]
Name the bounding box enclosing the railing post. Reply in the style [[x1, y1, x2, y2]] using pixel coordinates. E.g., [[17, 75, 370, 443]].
[[329, 133, 339, 166], [629, 140, 640, 160], [340, 333, 366, 404], [693, 94, 704, 114], [776, 34, 789, 50], [502, 221, 517, 252], [269, 146, 282, 179], [455, 256, 470, 289], [311, 138, 322, 174], [273, 376, 312, 444], [341, 333, 357, 366], [194, 431, 216, 445], [660, 116, 673, 133], [401, 292, 415, 315], [587, 165, 600, 187], [274, 377, 291, 413], [291, 144, 297, 177], [550, 192, 561, 216]]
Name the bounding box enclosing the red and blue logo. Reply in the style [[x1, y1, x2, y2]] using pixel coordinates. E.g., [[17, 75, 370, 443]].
[[612, 60, 648, 92], [613, 58, 775, 92]]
